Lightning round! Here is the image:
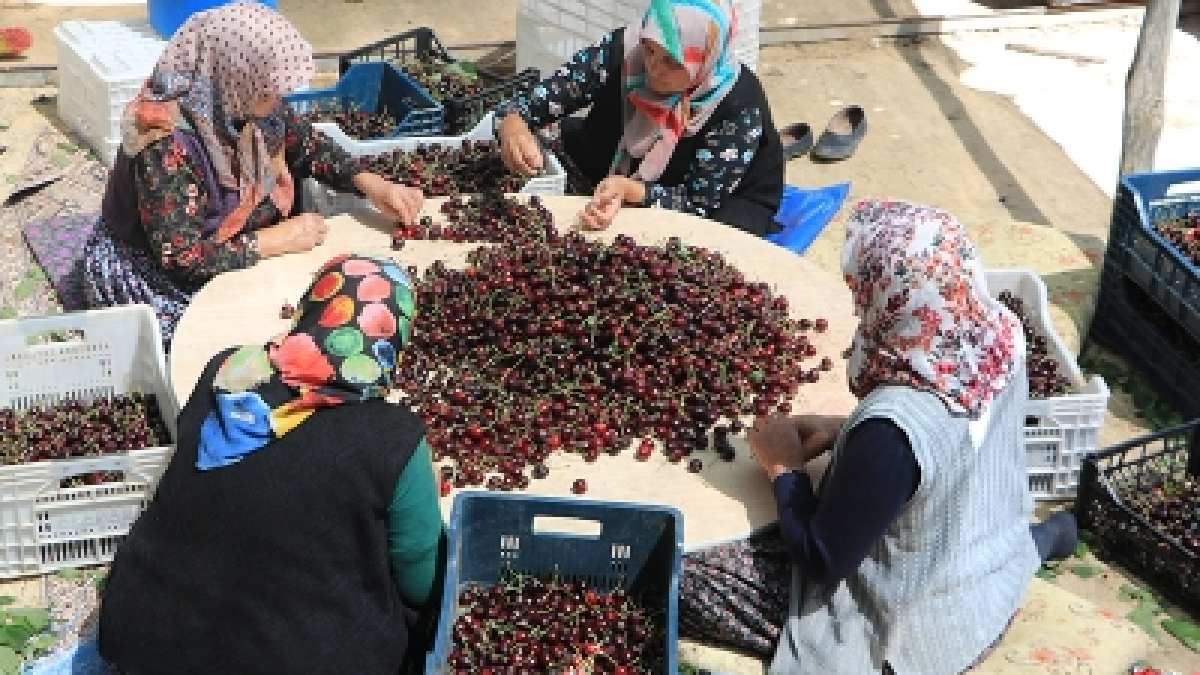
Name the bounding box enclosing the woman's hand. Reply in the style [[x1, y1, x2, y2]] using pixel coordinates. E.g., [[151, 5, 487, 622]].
[[256, 213, 327, 257], [498, 114, 544, 177], [579, 176, 645, 231], [747, 415, 847, 481], [356, 173, 424, 227]]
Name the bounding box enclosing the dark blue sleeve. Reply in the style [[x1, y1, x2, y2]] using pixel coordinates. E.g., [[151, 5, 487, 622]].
[[773, 418, 920, 587]]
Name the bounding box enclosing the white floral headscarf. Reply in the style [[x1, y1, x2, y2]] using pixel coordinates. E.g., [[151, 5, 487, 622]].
[[841, 199, 1020, 417]]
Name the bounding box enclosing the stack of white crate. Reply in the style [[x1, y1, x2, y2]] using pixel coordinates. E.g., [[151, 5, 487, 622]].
[[55, 21, 165, 166], [516, 0, 760, 79]]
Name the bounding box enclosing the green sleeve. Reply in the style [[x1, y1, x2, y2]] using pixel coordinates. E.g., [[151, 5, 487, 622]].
[[388, 438, 445, 606]]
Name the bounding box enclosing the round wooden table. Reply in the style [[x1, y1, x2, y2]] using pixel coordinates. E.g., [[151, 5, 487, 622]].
[[170, 196, 859, 547]]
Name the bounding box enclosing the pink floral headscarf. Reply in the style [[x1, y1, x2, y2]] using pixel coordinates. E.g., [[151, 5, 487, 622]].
[[841, 199, 1020, 417], [120, 2, 315, 242]]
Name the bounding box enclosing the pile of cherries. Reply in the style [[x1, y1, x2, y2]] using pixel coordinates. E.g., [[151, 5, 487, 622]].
[[392, 193, 552, 250], [398, 60, 484, 102], [997, 290, 1071, 399], [360, 141, 525, 197], [0, 393, 170, 466], [447, 573, 663, 673], [1155, 214, 1200, 268], [393, 206, 829, 491], [302, 105, 397, 140], [1122, 477, 1200, 557]]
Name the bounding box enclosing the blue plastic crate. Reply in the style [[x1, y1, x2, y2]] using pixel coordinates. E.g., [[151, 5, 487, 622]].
[[285, 62, 443, 138], [1087, 259, 1200, 418], [148, 0, 278, 38], [1108, 168, 1200, 344], [339, 27, 539, 135], [426, 493, 682, 674]]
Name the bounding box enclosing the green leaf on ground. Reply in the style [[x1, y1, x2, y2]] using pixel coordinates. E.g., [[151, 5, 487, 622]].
[[0, 646, 20, 675], [1162, 619, 1200, 653], [0, 308, 15, 321], [1074, 541, 1090, 559], [56, 141, 77, 153], [53, 568, 82, 580], [0, 625, 33, 650], [1036, 563, 1059, 580], [26, 633, 55, 654], [1069, 564, 1101, 578], [12, 277, 42, 302], [6, 608, 49, 632]]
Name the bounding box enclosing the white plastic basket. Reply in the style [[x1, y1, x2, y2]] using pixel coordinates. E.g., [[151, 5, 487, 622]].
[[307, 112, 565, 216], [516, 0, 760, 78], [54, 20, 165, 166], [984, 269, 1110, 501], [0, 305, 179, 579]]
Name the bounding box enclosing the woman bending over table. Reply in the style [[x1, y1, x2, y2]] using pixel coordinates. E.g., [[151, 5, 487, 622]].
[[678, 200, 1079, 674], [494, 0, 784, 236], [85, 2, 423, 348], [99, 254, 443, 675]]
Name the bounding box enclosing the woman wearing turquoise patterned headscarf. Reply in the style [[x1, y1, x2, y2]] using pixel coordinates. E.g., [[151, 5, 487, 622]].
[[494, 0, 785, 236], [99, 254, 443, 675]]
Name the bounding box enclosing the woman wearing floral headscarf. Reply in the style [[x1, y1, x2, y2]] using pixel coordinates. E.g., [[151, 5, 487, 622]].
[[495, 0, 784, 236], [677, 200, 1078, 674], [84, 2, 424, 348], [98, 254, 443, 675]]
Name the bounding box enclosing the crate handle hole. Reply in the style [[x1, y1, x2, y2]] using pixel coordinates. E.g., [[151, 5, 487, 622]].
[[24, 329, 86, 347], [532, 516, 602, 538], [1164, 181, 1200, 197], [58, 471, 126, 489]]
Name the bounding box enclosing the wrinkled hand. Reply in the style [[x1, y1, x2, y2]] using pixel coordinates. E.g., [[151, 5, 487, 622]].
[[747, 414, 846, 480], [498, 115, 544, 177], [272, 213, 328, 254], [369, 182, 424, 227], [579, 176, 642, 231]]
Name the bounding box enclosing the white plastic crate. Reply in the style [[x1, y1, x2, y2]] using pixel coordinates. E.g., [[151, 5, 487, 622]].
[[54, 20, 165, 166], [0, 305, 179, 579], [516, 0, 760, 79], [307, 112, 565, 216], [984, 269, 1110, 501]]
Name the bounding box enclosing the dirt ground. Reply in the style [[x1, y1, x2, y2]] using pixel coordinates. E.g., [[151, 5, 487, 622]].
[[1, 0, 1197, 672]]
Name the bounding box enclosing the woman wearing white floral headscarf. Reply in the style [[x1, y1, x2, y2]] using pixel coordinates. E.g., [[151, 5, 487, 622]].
[[84, 2, 424, 348], [677, 200, 1078, 674]]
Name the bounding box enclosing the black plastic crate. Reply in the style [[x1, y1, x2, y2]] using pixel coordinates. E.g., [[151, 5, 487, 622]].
[[1087, 259, 1200, 419], [1076, 419, 1200, 614], [340, 27, 540, 135], [1107, 168, 1200, 344], [426, 492, 682, 674]]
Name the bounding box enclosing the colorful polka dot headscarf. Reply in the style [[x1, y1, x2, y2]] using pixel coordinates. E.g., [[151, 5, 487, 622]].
[[841, 199, 1020, 418], [198, 254, 416, 470]]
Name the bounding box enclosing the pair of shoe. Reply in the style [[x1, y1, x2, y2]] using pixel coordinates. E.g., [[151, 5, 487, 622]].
[[780, 106, 867, 162]]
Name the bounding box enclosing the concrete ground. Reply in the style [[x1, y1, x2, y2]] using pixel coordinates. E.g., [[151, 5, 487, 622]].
[[1, 0, 1197, 672]]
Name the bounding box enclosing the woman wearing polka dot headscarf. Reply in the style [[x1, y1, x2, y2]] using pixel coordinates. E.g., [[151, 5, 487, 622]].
[[83, 2, 424, 349]]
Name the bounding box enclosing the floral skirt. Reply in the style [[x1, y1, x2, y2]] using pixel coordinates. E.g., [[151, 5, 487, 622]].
[[679, 525, 1010, 671], [82, 220, 193, 350], [678, 524, 792, 658]]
